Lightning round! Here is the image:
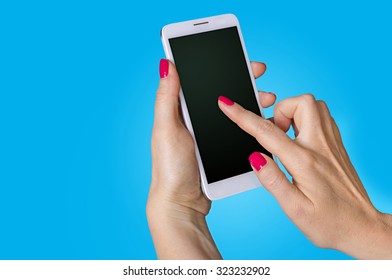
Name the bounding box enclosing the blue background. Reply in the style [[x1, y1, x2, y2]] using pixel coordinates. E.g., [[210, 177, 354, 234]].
[[1, 0, 391, 259]]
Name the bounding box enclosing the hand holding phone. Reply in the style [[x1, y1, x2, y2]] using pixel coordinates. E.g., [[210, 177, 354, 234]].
[[148, 58, 276, 258]]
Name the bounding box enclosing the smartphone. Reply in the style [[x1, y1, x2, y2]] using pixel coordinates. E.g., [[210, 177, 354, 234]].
[[161, 14, 273, 200]]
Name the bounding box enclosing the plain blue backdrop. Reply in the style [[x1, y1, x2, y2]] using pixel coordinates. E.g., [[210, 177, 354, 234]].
[[1, 0, 391, 259]]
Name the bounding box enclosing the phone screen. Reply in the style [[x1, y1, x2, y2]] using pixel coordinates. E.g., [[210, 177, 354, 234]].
[[169, 26, 272, 184]]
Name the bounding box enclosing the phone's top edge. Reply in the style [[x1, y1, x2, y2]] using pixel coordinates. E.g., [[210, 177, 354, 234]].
[[161, 13, 238, 38]]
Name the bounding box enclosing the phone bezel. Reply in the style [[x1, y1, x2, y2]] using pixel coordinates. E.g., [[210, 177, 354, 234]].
[[161, 14, 267, 200]]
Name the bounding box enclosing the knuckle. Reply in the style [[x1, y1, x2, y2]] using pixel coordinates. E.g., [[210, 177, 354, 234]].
[[317, 100, 327, 107], [267, 172, 284, 190], [258, 119, 275, 134], [273, 100, 282, 111], [264, 172, 285, 192], [317, 100, 331, 114], [302, 93, 316, 103], [155, 88, 167, 104], [273, 102, 283, 117], [255, 119, 275, 142]]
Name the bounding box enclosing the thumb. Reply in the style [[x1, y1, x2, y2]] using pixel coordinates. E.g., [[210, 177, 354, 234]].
[[248, 152, 310, 221], [154, 59, 181, 128]]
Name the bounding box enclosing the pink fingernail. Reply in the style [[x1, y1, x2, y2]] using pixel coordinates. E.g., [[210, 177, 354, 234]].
[[159, 59, 169, 78], [248, 152, 267, 171], [218, 95, 234, 106]]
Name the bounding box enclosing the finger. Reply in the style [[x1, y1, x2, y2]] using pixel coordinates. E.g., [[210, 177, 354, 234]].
[[251, 61, 267, 79], [248, 152, 311, 223], [154, 59, 181, 129], [218, 96, 302, 161], [317, 100, 346, 155], [317, 101, 346, 147], [273, 94, 321, 138], [316, 100, 336, 139], [258, 90, 276, 108]]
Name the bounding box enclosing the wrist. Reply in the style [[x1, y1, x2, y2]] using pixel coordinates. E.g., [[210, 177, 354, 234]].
[[147, 197, 207, 230], [337, 209, 392, 259], [147, 185, 209, 222], [146, 189, 221, 259], [365, 212, 392, 259]]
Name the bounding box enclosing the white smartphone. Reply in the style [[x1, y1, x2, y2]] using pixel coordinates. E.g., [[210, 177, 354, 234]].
[[161, 14, 272, 200]]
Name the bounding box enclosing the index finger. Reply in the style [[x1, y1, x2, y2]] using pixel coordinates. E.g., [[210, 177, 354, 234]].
[[217, 95, 302, 162]]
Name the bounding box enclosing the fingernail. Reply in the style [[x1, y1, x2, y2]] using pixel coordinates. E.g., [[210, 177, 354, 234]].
[[248, 152, 267, 171], [218, 95, 234, 106], [159, 59, 169, 78]]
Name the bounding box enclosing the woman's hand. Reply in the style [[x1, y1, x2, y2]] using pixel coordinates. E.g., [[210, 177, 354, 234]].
[[147, 59, 276, 259], [218, 94, 392, 259]]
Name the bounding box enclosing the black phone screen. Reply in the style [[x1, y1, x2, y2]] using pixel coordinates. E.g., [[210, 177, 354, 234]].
[[169, 26, 272, 184]]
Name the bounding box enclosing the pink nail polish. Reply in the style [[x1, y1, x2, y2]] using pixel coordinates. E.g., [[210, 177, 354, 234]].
[[159, 59, 169, 78], [218, 95, 234, 106], [248, 152, 267, 171]]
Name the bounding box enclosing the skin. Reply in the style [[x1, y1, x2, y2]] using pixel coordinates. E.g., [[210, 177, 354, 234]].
[[147, 60, 392, 259]]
